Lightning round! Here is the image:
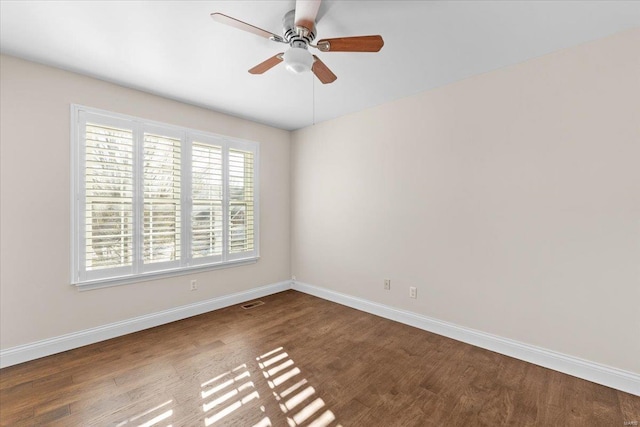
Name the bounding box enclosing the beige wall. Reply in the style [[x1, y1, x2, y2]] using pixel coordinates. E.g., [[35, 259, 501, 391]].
[[291, 29, 640, 373], [0, 55, 290, 349]]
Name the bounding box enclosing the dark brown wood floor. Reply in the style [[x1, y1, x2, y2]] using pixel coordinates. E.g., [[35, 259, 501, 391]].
[[1, 290, 638, 426]]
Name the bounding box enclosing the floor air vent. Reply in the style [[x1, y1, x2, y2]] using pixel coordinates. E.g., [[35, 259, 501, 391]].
[[241, 300, 264, 310]]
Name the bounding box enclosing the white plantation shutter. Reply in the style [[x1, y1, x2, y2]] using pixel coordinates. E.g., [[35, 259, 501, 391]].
[[228, 148, 255, 257], [143, 131, 181, 266], [72, 106, 259, 288], [191, 142, 223, 260], [84, 122, 134, 272]]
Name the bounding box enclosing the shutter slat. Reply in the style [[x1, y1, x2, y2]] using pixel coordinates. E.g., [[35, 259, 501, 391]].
[[228, 149, 254, 254], [191, 142, 223, 258], [84, 124, 134, 271], [143, 133, 181, 264]]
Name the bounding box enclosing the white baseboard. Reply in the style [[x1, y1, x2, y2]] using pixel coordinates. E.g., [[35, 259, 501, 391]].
[[0, 281, 290, 369], [292, 281, 640, 396], [3, 279, 638, 397]]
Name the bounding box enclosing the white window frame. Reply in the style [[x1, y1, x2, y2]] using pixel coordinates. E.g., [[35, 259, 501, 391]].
[[71, 105, 260, 290]]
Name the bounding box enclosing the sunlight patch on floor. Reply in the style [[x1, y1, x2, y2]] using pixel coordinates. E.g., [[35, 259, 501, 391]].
[[257, 347, 341, 427], [201, 363, 265, 426], [115, 399, 174, 427]]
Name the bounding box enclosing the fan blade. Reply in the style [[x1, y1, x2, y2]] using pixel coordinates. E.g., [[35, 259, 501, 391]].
[[211, 13, 282, 41], [295, 0, 321, 31], [316, 35, 384, 52], [312, 55, 337, 84], [249, 53, 284, 74]]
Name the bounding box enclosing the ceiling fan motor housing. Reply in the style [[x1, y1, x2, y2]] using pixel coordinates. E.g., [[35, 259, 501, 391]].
[[283, 10, 316, 48]]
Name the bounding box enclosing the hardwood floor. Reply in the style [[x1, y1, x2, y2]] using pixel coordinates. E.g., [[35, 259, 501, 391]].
[[1, 290, 638, 426]]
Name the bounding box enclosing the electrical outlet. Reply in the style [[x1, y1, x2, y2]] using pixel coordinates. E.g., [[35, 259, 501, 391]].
[[409, 286, 417, 299], [190, 280, 198, 291], [384, 279, 391, 290]]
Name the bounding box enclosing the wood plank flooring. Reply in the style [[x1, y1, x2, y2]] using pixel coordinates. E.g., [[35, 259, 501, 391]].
[[1, 290, 638, 426]]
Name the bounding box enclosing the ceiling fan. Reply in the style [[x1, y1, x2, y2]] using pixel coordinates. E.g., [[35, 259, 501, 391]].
[[211, 0, 384, 84]]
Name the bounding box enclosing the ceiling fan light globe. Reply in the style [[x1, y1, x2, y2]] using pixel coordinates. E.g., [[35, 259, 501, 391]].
[[283, 47, 313, 74]]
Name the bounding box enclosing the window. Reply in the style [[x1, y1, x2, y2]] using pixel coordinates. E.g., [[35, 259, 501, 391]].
[[71, 105, 259, 288]]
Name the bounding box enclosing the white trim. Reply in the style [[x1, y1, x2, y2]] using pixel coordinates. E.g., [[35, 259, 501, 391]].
[[0, 281, 290, 368], [71, 104, 260, 145], [75, 257, 259, 291], [70, 105, 79, 286], [3, 279, 638, 396], [222, 140, 229, 262], [292, 281, 640, 396]]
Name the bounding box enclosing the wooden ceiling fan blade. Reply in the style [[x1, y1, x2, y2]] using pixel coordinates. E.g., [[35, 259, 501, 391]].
[[249, 53, 284, 74], [294, 0, 322, 31], [312, 55, 337, 84], [211, 13, 281, 41], [316, 35, 384, 52]]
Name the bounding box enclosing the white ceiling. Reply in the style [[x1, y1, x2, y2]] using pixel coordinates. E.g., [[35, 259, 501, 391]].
[[1, 1, 639, 130]]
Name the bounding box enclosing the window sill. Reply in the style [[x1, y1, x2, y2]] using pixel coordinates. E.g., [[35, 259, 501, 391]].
[[73, 257, 260, 291]]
